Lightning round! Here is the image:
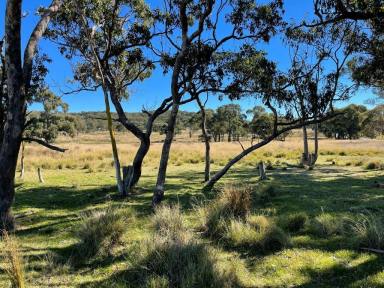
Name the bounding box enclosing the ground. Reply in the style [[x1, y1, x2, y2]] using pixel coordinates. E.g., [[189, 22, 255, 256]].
[[0, 133, 383, 287]]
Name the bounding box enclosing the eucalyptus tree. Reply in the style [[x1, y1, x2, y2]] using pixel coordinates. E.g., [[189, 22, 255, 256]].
[[311, 0, 384, 99], [203, 24, 357, 190], [1, 0, 62, 231], [152, 0, 284, 206], [49, 0, 169, 195]]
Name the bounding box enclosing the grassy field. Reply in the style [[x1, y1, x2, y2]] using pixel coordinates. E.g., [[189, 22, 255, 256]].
[[1, 132, 384, 287]]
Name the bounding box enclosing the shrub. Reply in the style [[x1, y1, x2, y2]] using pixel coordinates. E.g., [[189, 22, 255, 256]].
[[75, 205, 128, 260], [281, 212, 308, 233], [2, 231, 26, 288], [309, 213, 345, 237], [348, 214, 384, 249], [339, 151, 347, 156]]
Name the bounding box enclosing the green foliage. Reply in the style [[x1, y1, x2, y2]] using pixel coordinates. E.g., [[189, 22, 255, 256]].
[[320, 104, 367, 140]]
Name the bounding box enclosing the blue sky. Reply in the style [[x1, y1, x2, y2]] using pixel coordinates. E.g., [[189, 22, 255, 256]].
[[0, 0, 376, 113]]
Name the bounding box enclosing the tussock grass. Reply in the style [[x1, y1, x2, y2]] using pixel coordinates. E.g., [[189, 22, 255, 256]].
[[225, 217, 290, 252], [280, 212, 308, 233], [198, 184, 251, 238], [75, 205, 130, 261], [1, 231, 26, 288], [129, 205, 241, 288], [309, 212, 345, 237], [348, 213, 384, 250]]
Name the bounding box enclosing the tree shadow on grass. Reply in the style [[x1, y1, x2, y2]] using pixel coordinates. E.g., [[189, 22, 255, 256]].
[[295, 255, 384, 288]]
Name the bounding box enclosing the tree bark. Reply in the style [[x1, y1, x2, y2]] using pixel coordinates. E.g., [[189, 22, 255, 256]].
[[20, 142, 25, 179], [302, 125, 309, 165], [153, 103, 180, 206], [196, 97, 210, 182], [0, 0, 61, 231], [258, 161, 267, 180], [103, 87, 124, 196], [0, 0, 24, 231]]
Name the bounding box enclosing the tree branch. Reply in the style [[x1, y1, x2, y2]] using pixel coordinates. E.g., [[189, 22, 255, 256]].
[[22, 137, 67, 153]]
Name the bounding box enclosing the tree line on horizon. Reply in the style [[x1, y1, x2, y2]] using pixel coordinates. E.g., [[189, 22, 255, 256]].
[[1, 0, 383, 231]]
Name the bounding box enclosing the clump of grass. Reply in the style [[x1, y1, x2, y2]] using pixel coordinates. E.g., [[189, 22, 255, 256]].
[[339, 151, 347, 156], [257, 184, 277, 204], [348, 213, 384, 250], [153, 204, 186, 240], [225, 217, 290, 252], [281, 212, 308, 233], [366, 162, 381, 170], [75, 205, 129, 260], [199, 185, 251, 238], [309, 212, 345, 237], [132, 205, 239, 288], [2, 231, 26, 288]]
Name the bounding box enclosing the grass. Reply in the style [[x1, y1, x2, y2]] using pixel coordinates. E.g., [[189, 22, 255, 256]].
[[0, 133, 383, 287], [1, 231, 26, 288]]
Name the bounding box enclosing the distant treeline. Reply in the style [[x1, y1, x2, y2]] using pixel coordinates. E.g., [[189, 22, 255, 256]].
[[28, 103, 383, 141]]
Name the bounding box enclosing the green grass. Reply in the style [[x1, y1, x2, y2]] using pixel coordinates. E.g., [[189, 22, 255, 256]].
[[1, 160, 384, 287]]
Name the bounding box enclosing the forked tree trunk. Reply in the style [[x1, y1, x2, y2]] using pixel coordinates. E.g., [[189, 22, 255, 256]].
[[19, 142, 25, 179], [153, 103, 180, 206]]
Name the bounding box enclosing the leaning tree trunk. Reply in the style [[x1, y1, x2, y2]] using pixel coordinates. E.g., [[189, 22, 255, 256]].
[[153, 103, 180, 206], [103, 88, 124, 196]]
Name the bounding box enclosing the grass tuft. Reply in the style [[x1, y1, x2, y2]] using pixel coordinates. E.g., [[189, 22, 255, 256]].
[[281, 212, 308, 233], [309, 212, 345, 237], [75, 205, 129, 261], [1, 231, 26, 288], [348, 213, 384, 250]]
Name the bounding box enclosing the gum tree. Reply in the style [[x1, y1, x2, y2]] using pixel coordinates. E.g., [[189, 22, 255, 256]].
[[203, 24, 357, 189], [0, 0, 62, 230], [152, 0, 284, 206]]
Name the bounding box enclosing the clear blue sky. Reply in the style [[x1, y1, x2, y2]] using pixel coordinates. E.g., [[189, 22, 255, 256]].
[[0, 0, 375, 113]]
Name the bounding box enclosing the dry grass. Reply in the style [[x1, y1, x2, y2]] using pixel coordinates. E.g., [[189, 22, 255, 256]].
[[19, 131, 384, 174], [1, 231, 26, 288]]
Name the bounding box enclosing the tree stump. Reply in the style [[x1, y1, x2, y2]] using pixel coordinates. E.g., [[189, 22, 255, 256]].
[[38, 168, 44, 183], [258, 161, 267, 180]]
